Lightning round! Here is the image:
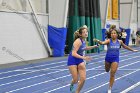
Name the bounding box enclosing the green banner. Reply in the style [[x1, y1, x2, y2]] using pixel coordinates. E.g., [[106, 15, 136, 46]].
[[67, 0, 103, 53]]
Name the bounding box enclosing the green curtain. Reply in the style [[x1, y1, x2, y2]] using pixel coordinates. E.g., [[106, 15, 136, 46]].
[[67, 0, 103, 53]]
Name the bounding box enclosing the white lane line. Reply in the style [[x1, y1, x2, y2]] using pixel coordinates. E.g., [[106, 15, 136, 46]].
[[0, 48, 138, 92], [1, 49, 140, 92], [45, 69, 140, 93], [5, 58, 140, 93], [84, 70, 140, 93], [15, 68, 140, 72], [0, 53, 139, 80], [0, 65, 103, 87], [0, 54, 139, 91], [0, 51, 139, 93], [14, 50, 140, 72], [0, 49, 133, 75], [0, 47, 109, 75], [4, 65, 104, 93], [0, 52, 105, 75], [0, 61, 67, 75], [0, 64, 67, 80], [0, 48, 138, 80], [44, 59, 140, 93], [85, 68, 140, 71], [120, 81, 140, 93]]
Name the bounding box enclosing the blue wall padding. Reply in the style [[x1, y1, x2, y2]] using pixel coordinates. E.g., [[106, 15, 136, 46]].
[[102, 29, 106, 41], [48, 25, 67, 57], [125, 29, 130, 45]]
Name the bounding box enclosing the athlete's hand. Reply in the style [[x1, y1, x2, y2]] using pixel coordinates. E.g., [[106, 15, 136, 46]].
[[83, 56, 92, 61], [94, 45, 99, 48], [93, 38, 99, 42]]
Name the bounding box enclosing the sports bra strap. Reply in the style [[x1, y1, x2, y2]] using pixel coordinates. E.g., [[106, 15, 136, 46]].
[[80, 38, 83, 43]]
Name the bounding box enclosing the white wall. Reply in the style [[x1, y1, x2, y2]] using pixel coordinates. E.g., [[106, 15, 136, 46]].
[[130, 0, 137, 30], [0, 12, 48, 64], [120, 0, 132, 28], [137, 0, 140, 28], [49, 0, 69, 27], [100, 0, 108, 28], [106, 20, 120, 29], [129, 0, 138, 45], [0, 0, 69, 64]]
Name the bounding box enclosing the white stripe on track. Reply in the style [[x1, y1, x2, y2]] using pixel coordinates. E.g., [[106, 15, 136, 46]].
[[4, 65, 104, 93], [0, 53, 139, 80], [0, 49, 134, 75], [1, 48, 140, 92], [45, 69, 140, 93], [5, 58, 140, 93], [0, 49, 137, 80], [84, 70, 140, 93], [15, 68, 140, 72], [44, 59, 140, 93], [120, 81, 140, 93], [0, 65, 103, 87], [0, 61, 67, 75], [0, 48, 109, 75], [0, 53, 140, 92]]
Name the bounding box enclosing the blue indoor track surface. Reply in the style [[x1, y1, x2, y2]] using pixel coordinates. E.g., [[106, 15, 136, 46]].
[[0, 46, 140, 93]]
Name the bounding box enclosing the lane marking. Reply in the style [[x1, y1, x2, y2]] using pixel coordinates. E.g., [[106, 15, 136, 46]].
[[120, 81, 140, 93], [5, 59, 140, 93]]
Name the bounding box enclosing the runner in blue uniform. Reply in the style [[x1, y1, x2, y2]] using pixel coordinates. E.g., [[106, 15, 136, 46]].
[[68, 25, 98, 93], [93, 29, 138, 93]]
